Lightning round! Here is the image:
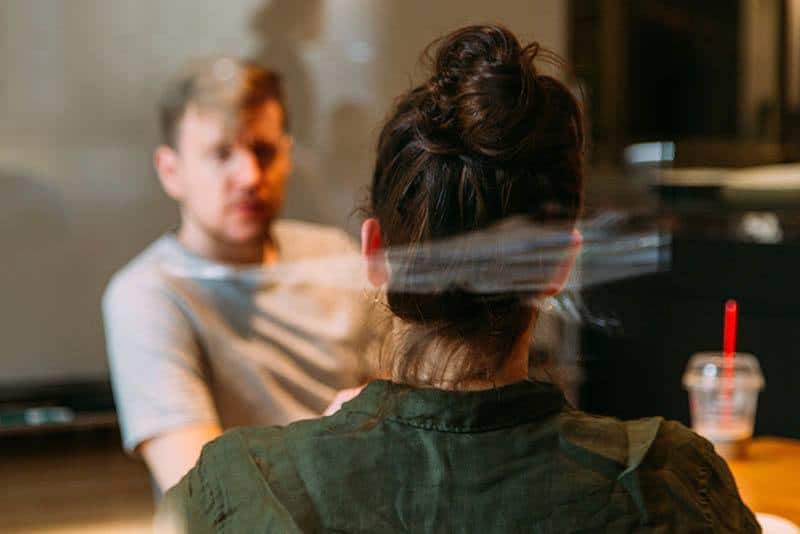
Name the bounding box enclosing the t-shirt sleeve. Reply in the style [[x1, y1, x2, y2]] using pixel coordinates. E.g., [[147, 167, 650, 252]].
[[103, 274, 219, 453]]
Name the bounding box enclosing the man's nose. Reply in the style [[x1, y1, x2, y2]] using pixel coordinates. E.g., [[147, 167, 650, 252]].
[[229, 148, 262, 188]]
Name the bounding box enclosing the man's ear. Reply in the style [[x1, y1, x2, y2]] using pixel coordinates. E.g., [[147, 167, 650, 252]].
[[154, 145, 184, 200], [361, 217, 388, 287], [543, 228, 583, 297]]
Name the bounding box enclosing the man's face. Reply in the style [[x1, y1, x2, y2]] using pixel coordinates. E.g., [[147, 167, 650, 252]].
[[162, 100, 290, 252]]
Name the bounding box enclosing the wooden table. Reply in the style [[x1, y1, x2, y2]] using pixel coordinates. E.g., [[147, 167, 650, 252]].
[[727, 437, 800, 526]]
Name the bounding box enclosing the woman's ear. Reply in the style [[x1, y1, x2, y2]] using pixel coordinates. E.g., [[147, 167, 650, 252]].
[[361, 217, 388, 287], [154, 145, 184, 200], [543, 228, 583, 296]]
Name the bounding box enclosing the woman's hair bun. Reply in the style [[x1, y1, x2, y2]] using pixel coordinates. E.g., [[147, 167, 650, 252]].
[[415, 25, 544, 161], [368, 24, 586, 386]]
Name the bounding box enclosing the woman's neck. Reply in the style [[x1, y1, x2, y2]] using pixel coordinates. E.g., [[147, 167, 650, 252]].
[[384, 318, 535, 391]]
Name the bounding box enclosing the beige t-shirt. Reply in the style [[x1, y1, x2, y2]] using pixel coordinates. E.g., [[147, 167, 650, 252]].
[[103, 220, 379, 453]]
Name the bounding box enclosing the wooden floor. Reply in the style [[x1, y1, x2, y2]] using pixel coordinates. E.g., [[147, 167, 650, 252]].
[[0, 429, 154, 533]]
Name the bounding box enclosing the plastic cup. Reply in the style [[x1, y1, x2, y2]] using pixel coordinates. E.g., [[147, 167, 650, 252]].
[[682, 352, 765, 459]]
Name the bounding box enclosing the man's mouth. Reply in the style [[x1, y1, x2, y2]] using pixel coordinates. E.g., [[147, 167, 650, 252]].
[[232, 200, 266, 216]]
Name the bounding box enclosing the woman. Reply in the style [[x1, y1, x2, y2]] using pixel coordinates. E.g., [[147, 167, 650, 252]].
[[159, 25, 759, 533]]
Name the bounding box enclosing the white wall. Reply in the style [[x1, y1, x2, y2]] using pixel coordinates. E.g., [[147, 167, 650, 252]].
[[0, 0, 566, 385]]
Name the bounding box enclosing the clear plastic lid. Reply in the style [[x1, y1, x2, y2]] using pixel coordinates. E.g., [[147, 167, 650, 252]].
[[682, 352, 765, 391]]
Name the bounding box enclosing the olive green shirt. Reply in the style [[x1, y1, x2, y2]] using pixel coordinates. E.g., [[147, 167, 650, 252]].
[[160, 380, 759, 533]]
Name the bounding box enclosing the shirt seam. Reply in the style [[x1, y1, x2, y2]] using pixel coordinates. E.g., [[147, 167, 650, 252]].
[[197, 451, 229, 530], [697, 454, 714, 529], [343, 409, 560, 433]]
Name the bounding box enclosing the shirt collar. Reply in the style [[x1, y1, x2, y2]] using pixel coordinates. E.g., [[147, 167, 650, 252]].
[[157, 232, 280, 287], [341, 379, 566, 432]]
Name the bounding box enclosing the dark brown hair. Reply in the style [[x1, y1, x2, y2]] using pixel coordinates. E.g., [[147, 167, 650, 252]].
[[369, 25, 585, 386], [158, 57, 287, 148]]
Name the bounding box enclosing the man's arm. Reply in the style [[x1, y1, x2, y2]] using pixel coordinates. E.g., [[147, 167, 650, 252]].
[[155, 454, 216, 534], [322, 385, 366, 416], [103, 274, 222, 487], [139, 422, 222, 492]]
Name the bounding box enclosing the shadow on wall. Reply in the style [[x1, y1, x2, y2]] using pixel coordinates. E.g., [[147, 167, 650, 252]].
[[0, 150, 175, 384], [325, 101, 374, 234], [249, 0, 377, 233], [250, 0, 325, 224], [0, 171, 71, 381]]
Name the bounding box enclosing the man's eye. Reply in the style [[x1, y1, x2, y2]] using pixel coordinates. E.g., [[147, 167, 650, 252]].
[[215, 145, 233, 161], [251, 142, 277, 165]]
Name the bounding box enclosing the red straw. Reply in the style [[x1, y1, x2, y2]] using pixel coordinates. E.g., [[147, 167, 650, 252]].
[[722, 300, 738, 423], [723, 299, 738, 358]]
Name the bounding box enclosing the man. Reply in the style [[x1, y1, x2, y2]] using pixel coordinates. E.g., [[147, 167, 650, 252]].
[[103, 58, 374, 492]]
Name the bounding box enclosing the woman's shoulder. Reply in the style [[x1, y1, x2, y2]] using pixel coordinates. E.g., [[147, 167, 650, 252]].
[[159, 424, 320, 533], [557, 409, 719, 471], [197, 421, 324, 477], [636, 419, 760, 531], [556, 411, 760, 532], [555, 409, 665, 472]]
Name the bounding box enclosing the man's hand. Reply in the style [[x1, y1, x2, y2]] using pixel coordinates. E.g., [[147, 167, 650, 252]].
[[138, 423, 222, 492], [323, 385, 367, 416]]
